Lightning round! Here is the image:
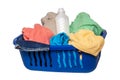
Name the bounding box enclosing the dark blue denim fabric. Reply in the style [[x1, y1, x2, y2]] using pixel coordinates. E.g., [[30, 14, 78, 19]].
[[13, 34, 50, 51]]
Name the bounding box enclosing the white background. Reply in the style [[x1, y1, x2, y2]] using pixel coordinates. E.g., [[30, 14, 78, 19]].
[[0, 0, 120, 80]]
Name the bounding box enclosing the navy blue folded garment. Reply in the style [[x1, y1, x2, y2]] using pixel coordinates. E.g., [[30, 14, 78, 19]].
[[13, 34, 50, 51]]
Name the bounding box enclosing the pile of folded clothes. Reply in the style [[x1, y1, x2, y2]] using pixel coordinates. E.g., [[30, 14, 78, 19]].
[[18, 11, 105, 57]]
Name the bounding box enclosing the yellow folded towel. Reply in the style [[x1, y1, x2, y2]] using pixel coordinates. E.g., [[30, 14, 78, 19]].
[[69, 30, 104, 56]]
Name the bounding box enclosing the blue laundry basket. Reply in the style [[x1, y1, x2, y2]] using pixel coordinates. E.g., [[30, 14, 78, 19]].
[[13, 30, 107, 73]]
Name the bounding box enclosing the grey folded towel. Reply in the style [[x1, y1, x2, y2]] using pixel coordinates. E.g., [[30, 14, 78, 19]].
[[41, 12, 57, 34]]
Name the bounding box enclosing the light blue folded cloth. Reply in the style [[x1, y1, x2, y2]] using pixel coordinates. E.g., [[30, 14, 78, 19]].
[[50, 32, 83, 68], [50, 33, 69, 68], [50, 32, 69, 45]]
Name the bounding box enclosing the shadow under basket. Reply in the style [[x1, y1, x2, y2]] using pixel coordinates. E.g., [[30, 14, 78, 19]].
[[13, 30, 107, 73]]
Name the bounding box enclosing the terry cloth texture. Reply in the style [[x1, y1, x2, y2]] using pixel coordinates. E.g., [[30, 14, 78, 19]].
[[41, 12, 57, 34], [70, 12, 103, 35], [50, 32, 69, 45], [22, 24, 54, 44], [69, 30, 104, 56]]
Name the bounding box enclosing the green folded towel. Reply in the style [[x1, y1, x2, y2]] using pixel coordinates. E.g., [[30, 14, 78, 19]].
[[70, 12, 103, 35]]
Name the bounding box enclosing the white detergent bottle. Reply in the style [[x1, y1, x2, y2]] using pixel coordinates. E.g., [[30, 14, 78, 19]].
[[55, 8, 69, 34]]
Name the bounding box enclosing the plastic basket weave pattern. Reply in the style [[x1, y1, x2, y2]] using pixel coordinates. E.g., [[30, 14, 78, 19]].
[[13, 30, 107, 72]]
